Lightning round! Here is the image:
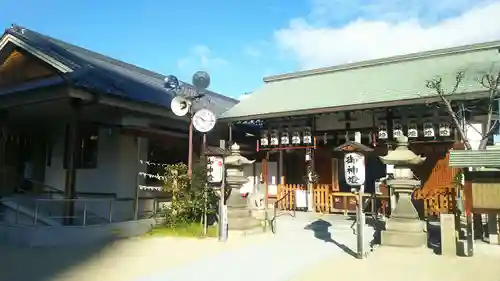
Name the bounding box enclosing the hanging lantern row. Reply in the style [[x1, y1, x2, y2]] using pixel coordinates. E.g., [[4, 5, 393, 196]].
[[260, 127, 313, 147], [378, 121, 452, 139]]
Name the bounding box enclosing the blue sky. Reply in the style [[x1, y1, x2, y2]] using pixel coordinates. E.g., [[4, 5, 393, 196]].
[[0, 0, 304, 98], [2, 0, 500, 98]]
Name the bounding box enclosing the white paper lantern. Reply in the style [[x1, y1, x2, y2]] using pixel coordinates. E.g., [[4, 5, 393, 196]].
[[344, 152, 365, 186], [291, 131, 301, 145], [423, 122, 435, 138], [439, 123, 451, 137], [270, 129, 279, 146], [281, 130, 290, 145], [303, 128, 312, 145], [378, 121, 388, 139], [393, 120, 403, 138], [260, 131, 269, 146], [408, 122, 418, 138]]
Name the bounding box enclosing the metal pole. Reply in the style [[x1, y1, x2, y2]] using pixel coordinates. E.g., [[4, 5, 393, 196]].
[[219, 159, 228, 242], [356, 186, 365, 259], [203, 133, 208, 236], [109, 200, 113, 223], [219, 140, 228, 242], [83, 202, 87, 226], [187, 115, 194, 179]]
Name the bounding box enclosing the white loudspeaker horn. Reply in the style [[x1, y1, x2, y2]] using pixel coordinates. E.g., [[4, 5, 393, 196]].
[[170, 96, 191, 116]]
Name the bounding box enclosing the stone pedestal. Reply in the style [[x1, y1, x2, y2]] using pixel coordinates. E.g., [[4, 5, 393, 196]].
[[226, 187, 261, 230], [381, 183, 426, 247]]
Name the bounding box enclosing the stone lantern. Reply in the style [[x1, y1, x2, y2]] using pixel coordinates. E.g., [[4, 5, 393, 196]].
[[224, 143, 261, 230], [379, 135, 427, 247]]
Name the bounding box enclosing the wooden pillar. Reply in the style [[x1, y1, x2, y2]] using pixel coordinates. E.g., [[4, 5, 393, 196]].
[[64, 99, 81, 225]]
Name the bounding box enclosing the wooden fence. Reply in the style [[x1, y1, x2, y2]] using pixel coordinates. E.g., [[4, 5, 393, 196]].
[[412, 185, 457, 217], [276, 184, 456, 218], [276, 184, 390, 216]]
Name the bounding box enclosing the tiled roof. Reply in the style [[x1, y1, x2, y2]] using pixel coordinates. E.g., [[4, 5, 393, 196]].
[[4, 25, 238, 116], [221, 40, 500, 120]]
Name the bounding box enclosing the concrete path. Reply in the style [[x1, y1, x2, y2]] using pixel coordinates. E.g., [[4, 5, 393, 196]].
[[136, 228, 365, 281], [0, 214, 374, 281], [5, 213, 498, 281], [290, 243, 500, 281]]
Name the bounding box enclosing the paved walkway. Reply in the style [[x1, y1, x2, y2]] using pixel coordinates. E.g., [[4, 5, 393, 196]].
[[136, 228, 366, 281], [4, 214, 499, 281], [290, 243, 500, 281]]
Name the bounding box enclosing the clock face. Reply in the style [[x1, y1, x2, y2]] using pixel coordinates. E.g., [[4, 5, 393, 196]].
[[192, 109, 217, 133]]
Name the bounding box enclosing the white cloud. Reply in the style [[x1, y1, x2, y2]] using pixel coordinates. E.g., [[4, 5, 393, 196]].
[[177, 45, 228, 71], [274, 0, 500, 70]]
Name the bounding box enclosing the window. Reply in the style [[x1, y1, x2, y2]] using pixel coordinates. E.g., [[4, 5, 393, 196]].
[[64, 123, 99, 169]]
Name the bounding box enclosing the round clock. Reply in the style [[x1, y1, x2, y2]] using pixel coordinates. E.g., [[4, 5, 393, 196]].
[[192, 108, 217, 133]]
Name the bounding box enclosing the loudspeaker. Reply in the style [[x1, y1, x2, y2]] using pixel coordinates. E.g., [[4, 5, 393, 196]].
[[170, 96, 191, 116]]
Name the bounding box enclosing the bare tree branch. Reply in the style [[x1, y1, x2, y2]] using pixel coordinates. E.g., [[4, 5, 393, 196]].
[[426, 71, 471, 150], [426, 66, 500, 150]]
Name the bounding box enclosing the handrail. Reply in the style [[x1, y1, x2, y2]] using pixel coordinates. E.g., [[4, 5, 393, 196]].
[[271, 190, 296, 234], [0, 196, 140, 226]]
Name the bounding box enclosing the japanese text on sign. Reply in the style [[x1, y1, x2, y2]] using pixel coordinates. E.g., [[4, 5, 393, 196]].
[[207, 156, 224, 183], [344, 152, 365, 186]]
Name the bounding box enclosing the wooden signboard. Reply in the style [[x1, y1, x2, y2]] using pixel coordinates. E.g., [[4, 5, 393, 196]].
[[464, 171, 500, 214]]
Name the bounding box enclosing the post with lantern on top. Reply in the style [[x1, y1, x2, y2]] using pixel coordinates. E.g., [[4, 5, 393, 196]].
[[203, 145, 229, 242], [334, 132, 374, 259]]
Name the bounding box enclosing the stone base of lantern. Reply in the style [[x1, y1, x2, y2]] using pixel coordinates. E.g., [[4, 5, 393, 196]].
[[381, 219, 427, 247], [381, 186, 426, 248], [226, 187, 262, 231]]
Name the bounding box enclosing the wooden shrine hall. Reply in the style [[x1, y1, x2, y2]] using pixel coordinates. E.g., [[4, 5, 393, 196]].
[[221, 40, 500, 219]]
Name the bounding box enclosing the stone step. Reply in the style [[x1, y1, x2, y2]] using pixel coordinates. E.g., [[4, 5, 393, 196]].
[[229, 226, 267, 237], [227, 208, 252, 218], [386, 218, 425, 233], [381, 229, 427, 247], [228, 216, 262, 230]]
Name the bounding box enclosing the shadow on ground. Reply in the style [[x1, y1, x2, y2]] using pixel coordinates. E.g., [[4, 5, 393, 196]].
[[345, 215, 383, 248], [304, 219, 358, 258], [0, 240, 116, 281]]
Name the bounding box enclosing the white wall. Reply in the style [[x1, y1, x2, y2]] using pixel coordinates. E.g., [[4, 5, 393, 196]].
[[44, 125, 148, 222]]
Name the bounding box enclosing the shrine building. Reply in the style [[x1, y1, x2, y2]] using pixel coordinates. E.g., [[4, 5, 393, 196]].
[[223, 40, 500, 217]]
